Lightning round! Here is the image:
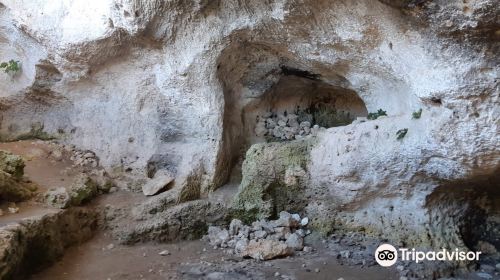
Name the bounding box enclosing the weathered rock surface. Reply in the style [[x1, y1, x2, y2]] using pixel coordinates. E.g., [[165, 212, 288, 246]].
[[0, 208, 97, 280], [44, 174, 97, 208], [0, 150, 36, 202], [111, 199, 226, 244], [242, 239, 294, 261], [0, 151, 24, 179], [0, 1, 498, 278], [230, 141, 312, 222]]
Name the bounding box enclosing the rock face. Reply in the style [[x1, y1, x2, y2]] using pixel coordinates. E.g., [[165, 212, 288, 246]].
[[111, 199, 226, 244], [230, 140, 312, 222], [0, 1, 498, 277]]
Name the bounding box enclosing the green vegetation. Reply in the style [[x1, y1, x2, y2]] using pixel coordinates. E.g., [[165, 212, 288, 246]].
[[0, 60, 21, 74], [412, 108, 423, 119], [313, 106, 354, 128], [367, 109, 387, 120], [396, 128, 408, 140]]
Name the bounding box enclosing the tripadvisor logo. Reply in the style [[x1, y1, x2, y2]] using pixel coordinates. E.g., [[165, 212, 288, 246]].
[[374, 244, 482, 267], [375, 244, 398, 267]]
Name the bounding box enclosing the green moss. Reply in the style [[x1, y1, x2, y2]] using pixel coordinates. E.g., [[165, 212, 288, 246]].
[[0, 170, 36, 201], [412, 108, 423, 119], [15, 123, 55, 141], [310, 219, 335, 236], [0, 150, 25, 179], [69, 175, 97, 206], [264, 181, 306, 219], [230, 139, 314, 222], [0, 123, 56, 142]]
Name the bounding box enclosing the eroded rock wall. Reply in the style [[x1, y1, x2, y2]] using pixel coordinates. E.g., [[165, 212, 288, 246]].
[[0, 0, 498, 260]]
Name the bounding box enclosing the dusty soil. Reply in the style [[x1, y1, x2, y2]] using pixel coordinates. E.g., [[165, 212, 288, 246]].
[[0, 140, 81, 193], [0, 140, 78, 225], [29, 231, 399, 280]]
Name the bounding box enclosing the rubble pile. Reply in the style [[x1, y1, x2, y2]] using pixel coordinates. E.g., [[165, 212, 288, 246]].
[[204, 211, 311, 260], [254, 112, 321, 141]]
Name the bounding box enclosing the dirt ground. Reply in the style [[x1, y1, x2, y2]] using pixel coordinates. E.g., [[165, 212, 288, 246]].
[[29, 231, 399, 280]]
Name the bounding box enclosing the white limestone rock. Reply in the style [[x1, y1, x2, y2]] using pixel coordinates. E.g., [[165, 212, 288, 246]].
[[141, 170, 175, 196]]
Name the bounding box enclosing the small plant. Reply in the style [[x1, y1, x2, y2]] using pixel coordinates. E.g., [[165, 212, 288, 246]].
[[0, 60, 21, 74], [412, 108, 422, 119], [313, 105, 354, 128], [367, 109, 387, 120], [396, 128, 408, 140]]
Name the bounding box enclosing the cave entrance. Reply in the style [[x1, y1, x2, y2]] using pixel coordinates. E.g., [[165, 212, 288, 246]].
[[243, 73, 367, 144], [216, 71, 368, 189], [426, 171, 500, 263], [213, 44, 368, 189]]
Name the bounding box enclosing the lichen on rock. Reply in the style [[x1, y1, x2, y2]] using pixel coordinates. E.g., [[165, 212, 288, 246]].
[[44, 174, 97, 209], [0, 150, 36, 202], [230, 139, 314, 223], [0, 150, 24, 179]]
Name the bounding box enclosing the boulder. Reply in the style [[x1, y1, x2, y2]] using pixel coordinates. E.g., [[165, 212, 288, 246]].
[[44, 187, 71, 209], [142, 170, 175, 196], [0, 150, 25, 179], [45, 174, 97, 208], [69, 174, 98, 206], [241, 239, 294, 260]]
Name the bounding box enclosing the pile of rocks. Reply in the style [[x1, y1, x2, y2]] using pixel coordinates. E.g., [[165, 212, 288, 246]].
[[204, 211, 311, 260], [254, 113, 320, 141], [69, 149, 99, 168], [50, 143, 99, 168]]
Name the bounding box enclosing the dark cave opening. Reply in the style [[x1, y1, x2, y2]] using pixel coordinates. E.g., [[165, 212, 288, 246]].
[[426, 171, 500, 263]]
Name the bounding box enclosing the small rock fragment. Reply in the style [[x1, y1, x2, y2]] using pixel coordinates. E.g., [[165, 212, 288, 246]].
[[142, 170, 175, 196], [476, 272, 492, 279], [229, 219, 243, 236], [159, 250, 171, 256], [285, 233, 304, 250]]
